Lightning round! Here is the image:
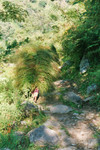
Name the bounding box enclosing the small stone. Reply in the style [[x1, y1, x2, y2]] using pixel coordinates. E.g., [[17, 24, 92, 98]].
[[53, 80, 70, 88], [76, 116, 82, 120], [44, 120, 61, 128], [83, 96, 95, 102], [14, 131, 24, 137], [47, 105, 72, 114], [80, 113, 85, 116], [21, 121, 27, 125], [73, 113, 79, 116], [2, 149, 11, 150], [63, 92, 82, 104], [87, 84, 97, 95], [80, 57, 89, 74], [57, 146, 76, 150], [53, 80, 65, 86]]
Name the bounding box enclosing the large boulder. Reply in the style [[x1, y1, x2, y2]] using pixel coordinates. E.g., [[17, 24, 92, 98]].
[[63, 92, 82, 105], [47, 105, 72, 114], [27, 125, 59, 145], [80, 57, 89, 74]]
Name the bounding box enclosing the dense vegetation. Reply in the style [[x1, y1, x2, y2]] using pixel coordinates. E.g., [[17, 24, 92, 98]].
[[62, 0, 100, 65], [0, 0, 100, 149], [61, 0, 100, 106]]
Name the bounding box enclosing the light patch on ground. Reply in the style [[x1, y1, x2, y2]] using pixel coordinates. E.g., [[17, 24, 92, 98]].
[[68, 122, 93, 142]]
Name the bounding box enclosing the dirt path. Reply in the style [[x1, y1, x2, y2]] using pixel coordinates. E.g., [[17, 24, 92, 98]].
[[36, 80, 100, 150]]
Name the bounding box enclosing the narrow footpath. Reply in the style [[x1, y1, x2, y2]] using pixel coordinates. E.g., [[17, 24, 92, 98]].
[[35, 80, 100, 150]]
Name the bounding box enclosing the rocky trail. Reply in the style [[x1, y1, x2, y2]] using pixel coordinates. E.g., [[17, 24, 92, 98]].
[[27, 79, 100, 150], [1, 75, 99, 150]]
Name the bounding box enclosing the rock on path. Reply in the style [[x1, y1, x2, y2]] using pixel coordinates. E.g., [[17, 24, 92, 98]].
[[47, 104, 73, 114], [27, 125, 59, 145], [63, 92, 82, 105], [57, 147, 77, 150]]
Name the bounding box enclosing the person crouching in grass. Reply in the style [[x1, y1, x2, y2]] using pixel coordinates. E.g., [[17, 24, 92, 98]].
[[31, 87, 39, 103]]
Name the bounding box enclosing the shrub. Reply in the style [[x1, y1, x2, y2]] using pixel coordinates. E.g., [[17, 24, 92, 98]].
[[50, 14, 58, 21], [7, 40, 18, 49]]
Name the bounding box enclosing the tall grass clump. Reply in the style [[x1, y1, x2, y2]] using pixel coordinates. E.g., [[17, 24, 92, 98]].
[[14, 43, 59, 94]]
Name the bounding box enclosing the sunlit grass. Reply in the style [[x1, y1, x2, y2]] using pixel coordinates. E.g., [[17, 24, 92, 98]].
[[0, 102, 22, 133], [13, 43, 59, 94]]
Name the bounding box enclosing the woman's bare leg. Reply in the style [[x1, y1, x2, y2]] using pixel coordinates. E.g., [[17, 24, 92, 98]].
[[34, 96, 37, 103]]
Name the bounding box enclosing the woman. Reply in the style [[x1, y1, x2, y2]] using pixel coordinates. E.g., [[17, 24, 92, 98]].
[[31, 87, 39, 103]]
